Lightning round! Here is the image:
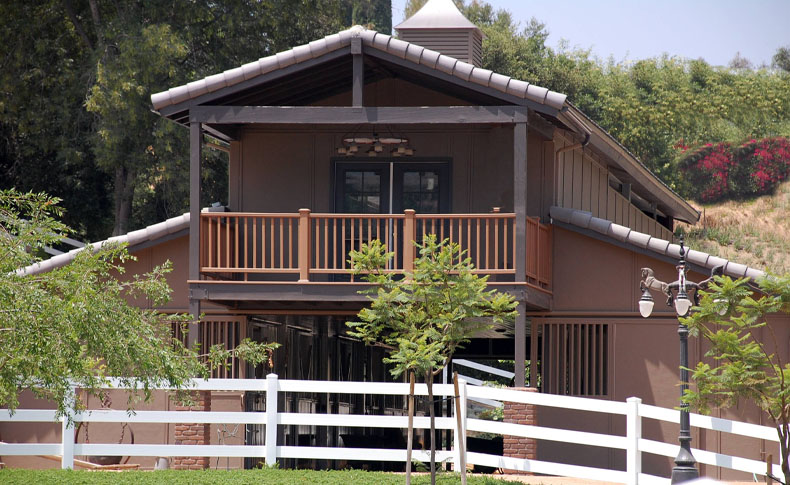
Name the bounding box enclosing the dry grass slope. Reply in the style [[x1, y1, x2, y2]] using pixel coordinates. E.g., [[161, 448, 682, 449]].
[[680, 180, 790, 275]]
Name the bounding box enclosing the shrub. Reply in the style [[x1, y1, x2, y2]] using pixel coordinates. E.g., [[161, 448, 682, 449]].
[[679, 142, 734, 202], [678, 137, 790, 202]]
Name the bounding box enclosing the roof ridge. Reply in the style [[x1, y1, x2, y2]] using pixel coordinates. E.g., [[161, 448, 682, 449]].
[[150, 26, 566, 112], [549, 206, 766, 281]]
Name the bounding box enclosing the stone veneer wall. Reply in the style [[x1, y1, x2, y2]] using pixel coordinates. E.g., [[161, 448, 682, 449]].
[[502, 387, 537, 475], [172, 391, 211, 470]]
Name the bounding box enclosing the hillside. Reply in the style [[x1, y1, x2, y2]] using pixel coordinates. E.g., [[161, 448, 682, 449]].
[[680, 180, 790, 275]]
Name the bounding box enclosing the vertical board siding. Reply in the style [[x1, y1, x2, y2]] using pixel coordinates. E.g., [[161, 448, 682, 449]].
[[539, 321, 609, 396], [555, 147, 674, 242]]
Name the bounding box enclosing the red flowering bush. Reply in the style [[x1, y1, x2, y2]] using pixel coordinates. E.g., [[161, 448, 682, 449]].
[[679, 137, 790, 202], [679, 142, 735, 202], [736, 137, 790, 195]]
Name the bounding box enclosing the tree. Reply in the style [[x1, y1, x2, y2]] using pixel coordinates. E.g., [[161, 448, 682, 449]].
[[1, 1, 353, 241], [348, 235, 517, 485], [0, 189, 276, 417], [773, 46, 790, 72], [682, 274, 790, 483]]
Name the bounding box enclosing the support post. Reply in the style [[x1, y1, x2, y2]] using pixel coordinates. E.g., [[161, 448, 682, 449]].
[[351, 37, 363, 107], [513, 122, 527, 281], [61, 386, 75, 470], [298, 209, 311, 282], [188, 121, 203, 348], [515, 304, 526, 388], [265, 373, 279, 466], [513, 122, 528, 388], [403, 210, 416, 274], [626, 397, 642, 485]]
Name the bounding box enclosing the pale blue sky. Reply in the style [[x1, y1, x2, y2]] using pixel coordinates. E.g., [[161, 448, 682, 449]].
[[391, 0, 790, 67]]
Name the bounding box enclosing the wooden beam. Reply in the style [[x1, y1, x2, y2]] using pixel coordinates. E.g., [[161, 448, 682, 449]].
[[190, 105, 529, 125], [515, 303, 527, 388], [188, 122, 202, 346], [364, 48, 559, 117], [352, 38, 363, 107], [514, 122, 528, 389], [514, 122, 527, 281]]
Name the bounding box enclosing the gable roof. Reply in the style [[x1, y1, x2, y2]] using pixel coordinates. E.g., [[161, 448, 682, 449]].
[[150, 26, 567, 115], [150, 26, 698, 224], [549, 206, 765, 281], [16, 213, 190, 276]]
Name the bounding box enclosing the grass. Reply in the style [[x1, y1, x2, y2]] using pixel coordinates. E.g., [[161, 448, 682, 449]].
[[0, 468, 522, 485], [679, 179, 790, 275]]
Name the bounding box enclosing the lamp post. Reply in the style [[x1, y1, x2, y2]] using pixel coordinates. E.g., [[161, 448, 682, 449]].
[[638, 236, 719, 483]]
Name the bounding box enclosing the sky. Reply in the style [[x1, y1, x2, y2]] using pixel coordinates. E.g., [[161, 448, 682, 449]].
[[391, 0, 790, 67]]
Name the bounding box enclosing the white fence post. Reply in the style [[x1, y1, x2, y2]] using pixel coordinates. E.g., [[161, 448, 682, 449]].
[[265, 373, 279, 466], [453, 378, 468, 472], [626, 397, 642, 485], [61, 386, 76, 470]]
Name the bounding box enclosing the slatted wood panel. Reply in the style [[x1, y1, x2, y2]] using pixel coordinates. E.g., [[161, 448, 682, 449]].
[[200, 317, 248, 379], [556, 148, 674, 242], [539, 322, 608, 396], [526, 217, 552, 289]]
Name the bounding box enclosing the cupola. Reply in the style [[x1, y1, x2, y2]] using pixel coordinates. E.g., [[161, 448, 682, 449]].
[[395, 0, 484, 67]]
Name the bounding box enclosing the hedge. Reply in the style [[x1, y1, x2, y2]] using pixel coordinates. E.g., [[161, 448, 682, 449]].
[[678, 137, 790, 202]]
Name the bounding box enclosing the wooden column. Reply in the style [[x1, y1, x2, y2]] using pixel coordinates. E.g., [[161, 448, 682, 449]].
[[188, 121, 202, 348], [298, 209, 311, 282], [514, 122, 527, 388], [403, 209, 416, 274], [351, 37, 363, 107]]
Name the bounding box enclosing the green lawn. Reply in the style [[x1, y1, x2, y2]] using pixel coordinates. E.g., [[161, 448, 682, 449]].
[[0, 468, 521, 484]]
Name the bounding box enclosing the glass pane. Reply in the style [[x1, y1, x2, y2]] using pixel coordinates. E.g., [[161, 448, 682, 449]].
[[344, 194, 361, 212], [403, 171, 420, 192], [364, 196, 380, 213], [422, 193, 439, 213], [402, 193, 419, 211], [345, 171, 362, 192], [362, 172, 380, 192], [421, 172, 439, 192]]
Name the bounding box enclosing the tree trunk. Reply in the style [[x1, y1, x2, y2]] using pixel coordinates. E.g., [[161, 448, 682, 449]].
[[406, 371, 415, 485], [426, 370, 436, 485], [112, 166, 135, 236]]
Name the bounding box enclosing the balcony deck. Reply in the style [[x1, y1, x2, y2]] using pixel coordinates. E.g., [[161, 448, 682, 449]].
[[191, 210, 552, 308]]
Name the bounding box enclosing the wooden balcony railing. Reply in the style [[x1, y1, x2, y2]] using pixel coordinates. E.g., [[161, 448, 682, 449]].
[[200, 210, 551, 290]]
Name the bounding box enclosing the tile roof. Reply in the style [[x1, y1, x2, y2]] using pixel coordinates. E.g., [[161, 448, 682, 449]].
[[16, 213, 190, 276], [150, 25, 567, 113], [549, 206, 766, 281]]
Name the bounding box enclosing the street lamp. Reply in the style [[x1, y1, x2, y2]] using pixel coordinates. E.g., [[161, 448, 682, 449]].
[[638, 235, 720, 484]]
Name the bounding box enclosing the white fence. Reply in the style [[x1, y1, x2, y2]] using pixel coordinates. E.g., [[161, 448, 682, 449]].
[[0, 374, 783, 484]]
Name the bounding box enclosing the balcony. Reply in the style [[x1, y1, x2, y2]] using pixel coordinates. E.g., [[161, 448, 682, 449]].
[[198, 209, 551, 289]]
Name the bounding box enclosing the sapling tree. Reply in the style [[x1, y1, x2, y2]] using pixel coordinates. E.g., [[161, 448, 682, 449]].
[[0, 189, 276, 417], [682, 274, 790, 482], [348, 235, 517, 485]]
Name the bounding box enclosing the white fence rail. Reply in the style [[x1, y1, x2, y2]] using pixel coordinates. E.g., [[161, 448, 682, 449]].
[[0, 374, 783, 484]]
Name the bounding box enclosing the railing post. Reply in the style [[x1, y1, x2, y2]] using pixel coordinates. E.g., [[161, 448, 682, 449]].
[[403, 209, 416, 274], [61, 385, 76, 470], [298, 209, 311, 282], [265, 373, 279, 466], [626, 397, 642, 485]]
